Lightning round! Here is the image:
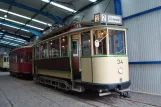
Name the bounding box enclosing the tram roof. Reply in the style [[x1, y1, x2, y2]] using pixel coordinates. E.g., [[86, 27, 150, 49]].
[[35, 24, 127, 45], [10, 44, 34, 53]]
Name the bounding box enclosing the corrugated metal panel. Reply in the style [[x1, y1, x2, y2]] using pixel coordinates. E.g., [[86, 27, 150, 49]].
[[0, 47, 11, 54], [121, 0, 161, 17], [124, 10, 161, 62], [130, 64, 161, 95]]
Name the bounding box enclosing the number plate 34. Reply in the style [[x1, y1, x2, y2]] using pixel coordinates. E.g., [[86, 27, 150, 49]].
[[117, 59, 123, 64]]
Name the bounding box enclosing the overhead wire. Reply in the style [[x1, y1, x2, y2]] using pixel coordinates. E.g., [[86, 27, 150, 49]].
[[104, 0, 112, 13]]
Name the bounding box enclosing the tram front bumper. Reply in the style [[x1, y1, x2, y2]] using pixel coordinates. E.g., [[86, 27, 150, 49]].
[[83, 81, 131, 91]]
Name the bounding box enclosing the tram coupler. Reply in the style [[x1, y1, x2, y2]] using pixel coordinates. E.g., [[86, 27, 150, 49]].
[[98, 89, 111, 96], [115, 88, 130, 98]]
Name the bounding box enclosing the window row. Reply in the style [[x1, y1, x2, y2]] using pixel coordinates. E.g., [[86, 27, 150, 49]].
[[36, 36, 68, 59], [81, 29, 126, 56], [35, 29, 126, 59], [4, 57, 9, 62], [10, 52, 32, 63]]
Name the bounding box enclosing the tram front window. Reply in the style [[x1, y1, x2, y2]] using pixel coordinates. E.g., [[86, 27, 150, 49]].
[[93, 29, 107, 55], [109, 29, 126, 55]]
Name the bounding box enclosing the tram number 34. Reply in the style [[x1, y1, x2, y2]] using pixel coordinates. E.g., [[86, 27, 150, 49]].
[[117, 59, 123, 64]]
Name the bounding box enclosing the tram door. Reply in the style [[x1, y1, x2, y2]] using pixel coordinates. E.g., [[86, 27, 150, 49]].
[[71, 34, 81, 80]]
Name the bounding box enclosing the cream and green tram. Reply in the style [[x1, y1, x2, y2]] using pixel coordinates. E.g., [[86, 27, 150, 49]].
[[33, 24, 130, 97]]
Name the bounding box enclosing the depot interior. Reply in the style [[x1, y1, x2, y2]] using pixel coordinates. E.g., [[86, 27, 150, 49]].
[[0, 0, 160, 96]]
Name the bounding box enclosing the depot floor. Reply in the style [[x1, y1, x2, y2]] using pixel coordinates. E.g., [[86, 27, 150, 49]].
[[0, 72, 161, 107]]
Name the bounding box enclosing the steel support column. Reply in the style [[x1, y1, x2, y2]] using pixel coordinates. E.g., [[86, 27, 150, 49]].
[[114, 0, 123, 53]]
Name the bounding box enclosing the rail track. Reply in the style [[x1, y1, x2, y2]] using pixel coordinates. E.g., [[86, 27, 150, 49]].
[[11, 77, 161, 107]]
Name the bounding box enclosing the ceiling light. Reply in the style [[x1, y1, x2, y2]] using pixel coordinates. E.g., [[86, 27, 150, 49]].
[[0, 22, 29, 32], [16, 38, 26, 42], [9, 43, 17, 45], [32, 19, 52, 26], [0, 16, 44, 30], [41, 0, 77, 13], [0, 8, 52, 26], [4, 15, 7, 18], [5, 18, 25, 25], [13, 39, 24, 43], [3, 37, 24, 43], [3, 37, 14, 41], [0, 40, 10, 44], [89, 0, 97, 2], [9, 43, 19, 46], [4, 35, 16, 39], [26, 24, 44, 30], [4, 35, 26, 42]]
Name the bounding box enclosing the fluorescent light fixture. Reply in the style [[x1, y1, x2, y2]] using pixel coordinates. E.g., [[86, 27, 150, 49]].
[[26, 24, 44, 30], [0, 33, 3, 34], [4, 15, 7, 18], [9, 42, 19, 46], [0, 17, 44, 30], [41, 0, 77, 13], [32, 19, 52, 26], [16, 38, 26, 42], [0, 22, 29, 32], [0, 8, 52, 26], [3, 37, 14, 41], [4, 36, 25, 43], [13, 39, 25, 43], [89, 0, 97, 2], [0, 40, 10, 44], [4, 35, 16, 39]]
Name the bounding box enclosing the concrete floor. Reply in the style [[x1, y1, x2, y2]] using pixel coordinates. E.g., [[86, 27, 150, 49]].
[[0, 72, 161, 107]]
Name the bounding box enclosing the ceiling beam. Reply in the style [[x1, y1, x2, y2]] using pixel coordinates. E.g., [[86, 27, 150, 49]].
[[0, 21, 41, 36], [0, 30, 30, 42], [0, 0, 64, 24], [15, 1, 52, 35]]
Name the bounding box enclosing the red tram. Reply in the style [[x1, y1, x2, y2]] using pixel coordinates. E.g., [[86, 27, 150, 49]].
[[9, 45, 33, 77]]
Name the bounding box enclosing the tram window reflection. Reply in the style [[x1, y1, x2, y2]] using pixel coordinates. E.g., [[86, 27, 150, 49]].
[[93, 29, 107, 55], [36, 46, 40, 59], [109, 30, 126, 55], [40, 43, 48, 58], [81, 31, 91, 56], [49, 39, 60, 57], [61, 36, 68, 57]]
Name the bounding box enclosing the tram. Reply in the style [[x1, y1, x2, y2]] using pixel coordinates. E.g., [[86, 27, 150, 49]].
[[9, 45, 33, 77], [0, 55, 9, 71], [33, 14, 130, 97]]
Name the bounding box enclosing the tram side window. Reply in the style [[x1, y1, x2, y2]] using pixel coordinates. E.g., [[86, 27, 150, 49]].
[[49, 39, 60, 57], [93, 29, 107, 55], [4, 57, 7, 62], [81, 31, 91, 56], [6, 57, 9, 62], [36, 45, 40, 59], [61, 36, 68, 57], [40, 43, 48, 58], [26, 52, 32, 62], [20, 52, 24, 62], [109, 30, 126, 55]]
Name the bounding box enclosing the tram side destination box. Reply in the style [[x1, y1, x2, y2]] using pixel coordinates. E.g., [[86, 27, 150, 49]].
[[94, 13, 122, 25]]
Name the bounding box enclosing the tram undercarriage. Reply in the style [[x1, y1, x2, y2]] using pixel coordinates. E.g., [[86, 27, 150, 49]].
[[36, 75, 130, 97]]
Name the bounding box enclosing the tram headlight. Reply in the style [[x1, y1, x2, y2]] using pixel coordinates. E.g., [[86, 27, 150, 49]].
[[118, 68, 123, 74]]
